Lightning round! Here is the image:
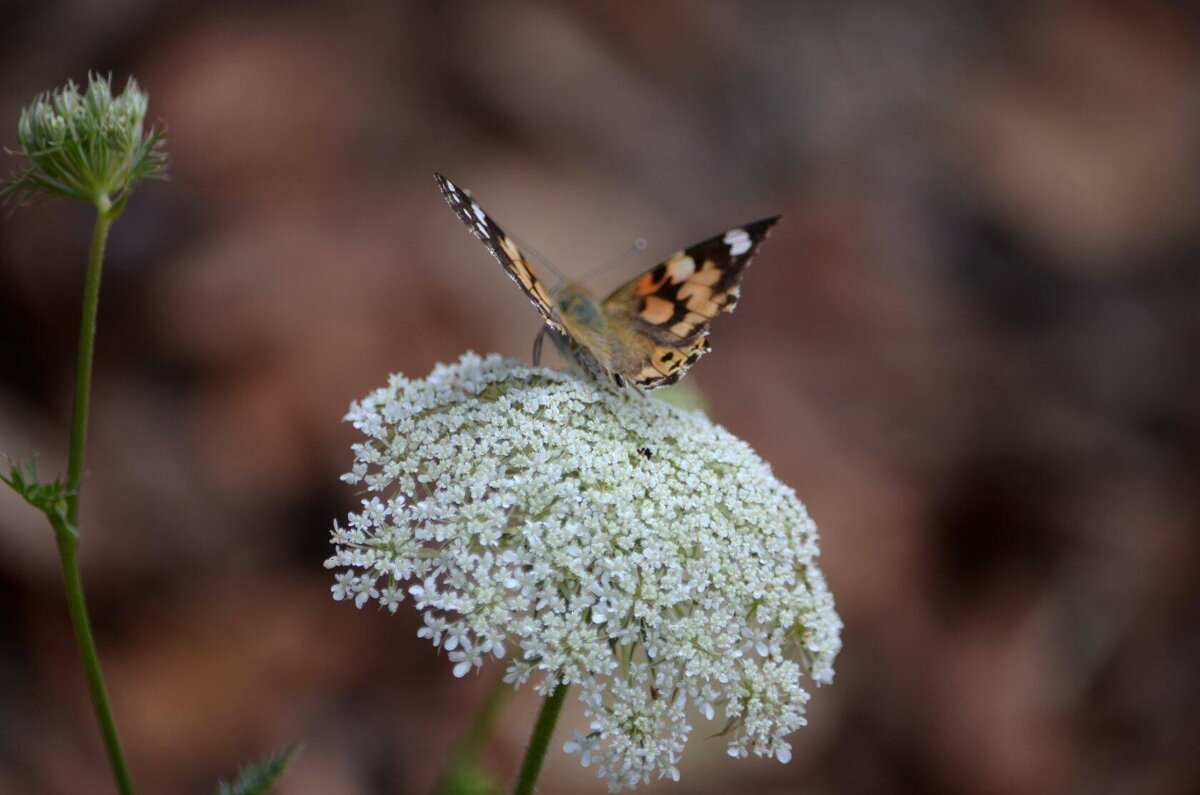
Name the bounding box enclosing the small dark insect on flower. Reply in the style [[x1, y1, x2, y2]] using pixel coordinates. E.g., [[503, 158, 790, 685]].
[[637, 447, 653, 460]]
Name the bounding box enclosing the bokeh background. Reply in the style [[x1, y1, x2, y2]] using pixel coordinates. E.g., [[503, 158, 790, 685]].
[[2, 2, 1198, 793]]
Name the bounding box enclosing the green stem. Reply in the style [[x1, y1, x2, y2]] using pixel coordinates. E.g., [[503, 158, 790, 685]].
[[435, 670, 513, 793], [58, 533, 134, 794], [55, 207, 135, 795], [512, 682, 569, 795], [66, 207, 112, 523]]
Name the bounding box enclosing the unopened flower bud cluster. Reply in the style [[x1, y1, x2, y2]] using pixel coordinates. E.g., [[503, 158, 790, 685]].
[[3, 74, 165, 209]]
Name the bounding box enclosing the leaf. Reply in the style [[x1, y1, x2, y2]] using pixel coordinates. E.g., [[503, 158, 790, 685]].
[[215, 746, 298, 795], [2, 457, 75, 531]]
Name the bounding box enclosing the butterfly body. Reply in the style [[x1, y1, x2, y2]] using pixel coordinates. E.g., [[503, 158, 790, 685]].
[[551, 285, 652, 387], [435, 173, 778, 389], [547, 286, 622, 385]]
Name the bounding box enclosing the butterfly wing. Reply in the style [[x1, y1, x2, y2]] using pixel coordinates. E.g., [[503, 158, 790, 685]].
[[601, 216, 780, 388], [435, 173, 566, 334]]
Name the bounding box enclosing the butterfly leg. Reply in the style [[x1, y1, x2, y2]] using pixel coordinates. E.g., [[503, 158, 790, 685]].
[[532, 326, 547, 366]]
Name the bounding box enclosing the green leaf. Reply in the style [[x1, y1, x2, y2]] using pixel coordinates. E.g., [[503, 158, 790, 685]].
[[2, 457, 75, 527], [215, 746, 298, 795]]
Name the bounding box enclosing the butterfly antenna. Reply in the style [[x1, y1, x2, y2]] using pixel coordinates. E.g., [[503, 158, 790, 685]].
[[578, 237, 647, 286], [506, 230, 569, 293]]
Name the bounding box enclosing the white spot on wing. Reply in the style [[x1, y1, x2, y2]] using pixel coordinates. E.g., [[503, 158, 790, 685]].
[[668, 255, 696, 283], [723, 228, 751, 256], [472, 203, 488, 223]]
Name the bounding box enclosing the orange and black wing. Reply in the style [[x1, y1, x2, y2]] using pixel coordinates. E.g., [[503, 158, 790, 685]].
[[602, 217, 780, 388], [435, 173, 565, 335]]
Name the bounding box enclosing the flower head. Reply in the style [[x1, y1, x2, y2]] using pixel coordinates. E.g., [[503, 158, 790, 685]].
[[2, 74, 166, 212], [328, 353, 841, 790]]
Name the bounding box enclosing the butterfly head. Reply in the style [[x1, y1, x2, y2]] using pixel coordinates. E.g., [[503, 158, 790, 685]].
[[555, 285, 605, 332]]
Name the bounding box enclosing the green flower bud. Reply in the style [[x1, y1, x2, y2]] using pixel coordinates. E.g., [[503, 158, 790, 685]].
[[2, 73, 166, 213]]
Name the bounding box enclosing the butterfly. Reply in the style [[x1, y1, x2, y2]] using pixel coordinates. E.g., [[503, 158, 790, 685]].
[[435, 173, 779, 389]]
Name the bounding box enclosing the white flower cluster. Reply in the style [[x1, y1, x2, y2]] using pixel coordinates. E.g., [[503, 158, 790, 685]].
[[328, 353, 841, 790]]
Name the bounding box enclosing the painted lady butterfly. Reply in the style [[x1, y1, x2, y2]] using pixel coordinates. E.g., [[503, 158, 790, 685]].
[[436, 173, 779, 389]]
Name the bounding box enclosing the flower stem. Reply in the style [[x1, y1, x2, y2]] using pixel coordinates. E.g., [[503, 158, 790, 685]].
[[435, 670, 512, 793], [511, 682, 569, 795], [66, 206, 113, 522], [58, 531, 134, 794], [55, 206, 135, 795]]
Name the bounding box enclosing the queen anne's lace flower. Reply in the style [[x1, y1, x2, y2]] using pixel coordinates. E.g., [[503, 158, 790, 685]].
[[328, 353, 841, 790]]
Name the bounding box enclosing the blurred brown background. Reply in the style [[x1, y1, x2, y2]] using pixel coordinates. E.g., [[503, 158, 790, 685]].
[[1, 2, 1198, 793]]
